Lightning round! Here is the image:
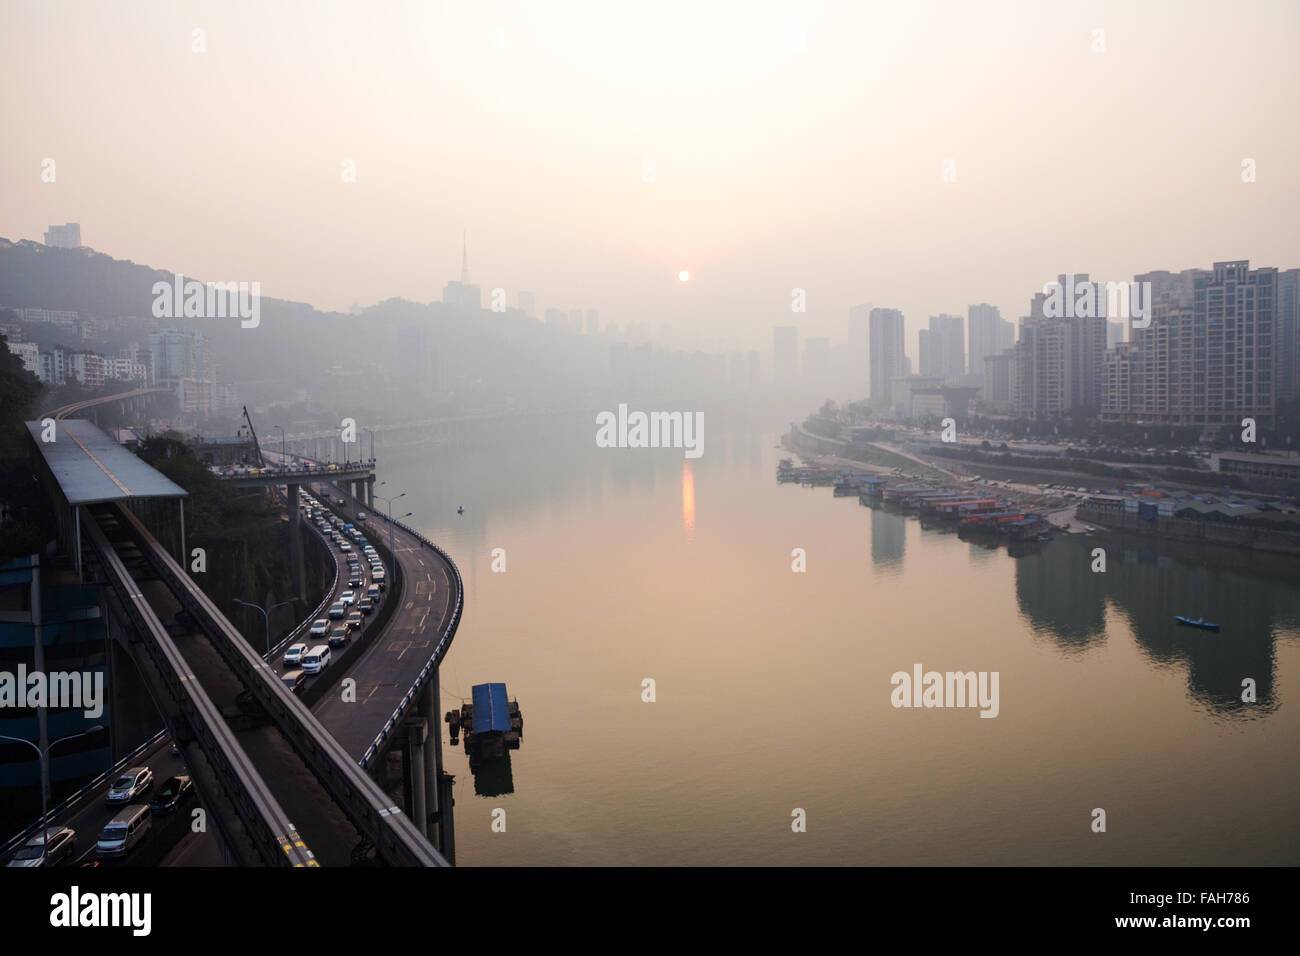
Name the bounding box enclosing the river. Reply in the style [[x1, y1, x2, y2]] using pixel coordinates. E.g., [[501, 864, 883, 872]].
[[378, 412, 1300, 865]]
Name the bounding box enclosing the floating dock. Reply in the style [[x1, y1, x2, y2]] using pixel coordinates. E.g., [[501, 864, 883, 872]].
[[446, 682, 523, 759]]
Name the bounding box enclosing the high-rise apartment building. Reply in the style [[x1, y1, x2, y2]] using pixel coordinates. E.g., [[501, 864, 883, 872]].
[[149, 328, 206, 381], [1011, 275, 1108, 417], [918, 314, 964, 380], [869, 308, 907, 407], [1102, 261, 1278, 427], [967, 303, 1012, 375], [1277, 268, 1300, 404]]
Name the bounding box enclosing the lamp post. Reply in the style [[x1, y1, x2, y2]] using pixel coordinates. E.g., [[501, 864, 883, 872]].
[[374, 483, 407, 557], [232, 597, 300, 660], [0, 726, 104, 865], [364, 428, 376, 464]]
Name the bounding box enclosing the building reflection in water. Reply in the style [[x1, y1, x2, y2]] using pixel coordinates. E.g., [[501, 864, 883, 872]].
[[1014, 533, 1298, 717], [870, 508, 905, 570]]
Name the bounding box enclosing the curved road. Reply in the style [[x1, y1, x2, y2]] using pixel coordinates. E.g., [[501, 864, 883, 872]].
[[312, 486, 457, 761]]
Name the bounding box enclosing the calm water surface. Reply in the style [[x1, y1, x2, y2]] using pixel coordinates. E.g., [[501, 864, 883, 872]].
[[381, 418, 1300, 866]]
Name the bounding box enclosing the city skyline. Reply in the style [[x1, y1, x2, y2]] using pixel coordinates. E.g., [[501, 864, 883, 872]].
[[3, 1, 1297, 355]]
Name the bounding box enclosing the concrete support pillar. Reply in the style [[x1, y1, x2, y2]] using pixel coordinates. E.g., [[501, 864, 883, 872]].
[[421, 681, 439, 847], [405, 717, 428, 839]]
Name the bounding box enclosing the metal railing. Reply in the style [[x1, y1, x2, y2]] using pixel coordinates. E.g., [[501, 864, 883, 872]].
[[0, 729, 168, 862], [358, 512, 464, 771]]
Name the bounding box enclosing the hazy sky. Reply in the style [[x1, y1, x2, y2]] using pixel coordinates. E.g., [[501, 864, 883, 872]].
[[3, 0, 1298, 355]]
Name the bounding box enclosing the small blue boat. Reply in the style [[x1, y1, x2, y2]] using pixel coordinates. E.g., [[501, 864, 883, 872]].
[[1175, 616, 1220, 631]]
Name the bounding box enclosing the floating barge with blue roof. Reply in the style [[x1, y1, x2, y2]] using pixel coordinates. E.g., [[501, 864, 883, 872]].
[[446, 682, 523, 758]]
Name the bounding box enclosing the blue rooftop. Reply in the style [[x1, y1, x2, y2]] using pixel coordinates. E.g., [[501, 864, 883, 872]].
[[471, 683, 511, 734]]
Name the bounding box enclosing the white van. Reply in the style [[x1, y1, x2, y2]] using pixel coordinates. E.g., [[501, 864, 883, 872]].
[[301, 644, 331, 674], [371, 569, 386, 590], [97, 804, 151, 859]]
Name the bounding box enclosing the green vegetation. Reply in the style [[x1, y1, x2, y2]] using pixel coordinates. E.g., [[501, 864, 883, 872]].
[[0, 335, 46, 560]]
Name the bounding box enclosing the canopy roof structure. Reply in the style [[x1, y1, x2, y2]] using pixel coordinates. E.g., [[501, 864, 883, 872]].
[[26, 419, 186, 506]]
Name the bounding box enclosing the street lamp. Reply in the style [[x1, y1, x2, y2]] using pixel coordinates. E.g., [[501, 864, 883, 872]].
[[0, 726, 104, 865], [232, 597, 300, 659], [364, 427, 376, 463], [373, 484, 407, 557]]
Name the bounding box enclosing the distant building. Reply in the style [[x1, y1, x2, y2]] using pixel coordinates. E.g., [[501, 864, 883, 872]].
[[38, 348, 67, 385], [773, 326, 798, 384], [18, 307, 78, 326], [518, 291, 536, 318], [44, 222, 81, 249], [1103, 261, 1278, 427], [150, 328, 206, 380], [1106, 321, 1124, 349], [1012, 274, 1108, 417], [6, 340, 39, 376], [967, 303, 1012, 375], [888, 374, 944, 420], [918, 314, 964, 380], [585, 309, 599, 335], [442, 280, 481, 310], [982, 349, 1016, 411], [869, 308, 907, 407], [442, 232, 480, 310], [747, 350, 761, 389], [1211, 451, 1300, 482], [1277, 268, 1300, 404]]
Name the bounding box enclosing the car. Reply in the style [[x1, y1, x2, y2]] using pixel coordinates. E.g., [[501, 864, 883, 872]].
[[281, 669, 306, 693], [96, 806, 150, 859], [283, 642, 309, 667], [346, 612, 363, 631], [328, 627, 348, 648], [105, 767, 153, 805], [327, 602, 346, 619], [149, 775, 194, 814], [339, 590, 356, 606], [301, 645, 331, 674], [6, 826, 76, 867], [366, 584, 380, 601], [358, 598, 373, 616], [356, 513, 367, 522], [339, 542, 351, 552], [309, 619, 329, 637], [348, 574, 361, 588]]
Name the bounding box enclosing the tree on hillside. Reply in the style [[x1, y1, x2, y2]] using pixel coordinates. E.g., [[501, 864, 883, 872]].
[[0, 334, 43, 440]]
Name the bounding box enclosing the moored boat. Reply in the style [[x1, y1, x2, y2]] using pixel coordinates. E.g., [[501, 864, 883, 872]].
[[1175, 616, 1220, 631]]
